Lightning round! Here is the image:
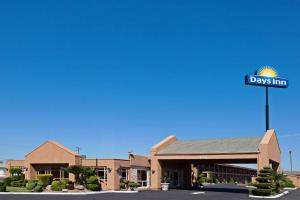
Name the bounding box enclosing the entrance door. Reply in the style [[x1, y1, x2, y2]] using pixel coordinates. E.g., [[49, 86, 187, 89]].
[[169, 170, 182, 188]]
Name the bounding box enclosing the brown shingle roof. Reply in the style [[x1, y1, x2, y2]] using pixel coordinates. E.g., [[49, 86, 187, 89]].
[[157, 137, 262, 155]]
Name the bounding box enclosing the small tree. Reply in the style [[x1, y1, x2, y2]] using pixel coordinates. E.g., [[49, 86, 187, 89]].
[[65, 165, 84, 184], [253, 167, 274, 196], [271, 171, 295, 191], [271, 171, 285, 193], [9, 168, 22, 177]]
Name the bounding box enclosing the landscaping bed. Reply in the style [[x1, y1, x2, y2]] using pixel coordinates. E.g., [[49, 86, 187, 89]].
[[1, 166, 139, 194]]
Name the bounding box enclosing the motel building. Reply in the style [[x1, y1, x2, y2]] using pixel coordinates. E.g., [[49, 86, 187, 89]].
[[6, 129, 287, 190]]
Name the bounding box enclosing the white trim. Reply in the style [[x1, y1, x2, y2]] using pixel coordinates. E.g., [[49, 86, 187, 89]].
[[192, 192, 205, 195], [284, 187, 297, 190], [0, 190, 138, 195], [249, 191, 289, 199]]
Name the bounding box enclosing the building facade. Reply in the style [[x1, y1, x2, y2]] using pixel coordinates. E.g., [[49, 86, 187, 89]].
[[6, 141, 150, 190], [6, 129, 283, 190]]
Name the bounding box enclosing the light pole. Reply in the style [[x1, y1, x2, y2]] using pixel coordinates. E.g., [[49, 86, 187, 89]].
[[265, 86, 269, 131], [289, 150, 293, 173]]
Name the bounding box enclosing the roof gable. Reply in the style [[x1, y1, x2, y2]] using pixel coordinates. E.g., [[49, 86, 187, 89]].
[[26, 140, 79, 158], [157, 137, 262, 155]]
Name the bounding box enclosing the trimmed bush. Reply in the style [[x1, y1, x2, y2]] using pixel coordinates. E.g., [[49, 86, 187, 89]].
[[0, 181, 6, 192], [51, 180, 67, 191], [86, 183, 100, 191], [11, 180, 26, 187], [26, 182, 37, 190], [0, 186, 6, 192], [197, 173, 207, 186], [37, 174, 53, 187], [253, 189, 273, 196], [253, 167, 274, 196], [86, 176, 98, 184], [129, 181, 139, 190], [33, 185, 43, 192], [3, 176, 21, 186]]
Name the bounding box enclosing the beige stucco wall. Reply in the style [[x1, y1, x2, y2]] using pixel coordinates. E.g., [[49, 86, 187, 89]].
[[5, 160, 25, 177], [288, 175, 300, 188], [150, 135, 177, 189], [82, 158, 132, 190], [258, 129, 281, 171], [25, 141, 81, 181]]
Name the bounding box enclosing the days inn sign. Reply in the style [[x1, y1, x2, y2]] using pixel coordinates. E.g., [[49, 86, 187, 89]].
[[245, 66, 289, 132], [245, 66, 289, 88]]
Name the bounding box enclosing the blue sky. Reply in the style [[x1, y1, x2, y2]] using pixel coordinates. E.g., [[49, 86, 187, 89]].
[[0, 0, 299, 171]]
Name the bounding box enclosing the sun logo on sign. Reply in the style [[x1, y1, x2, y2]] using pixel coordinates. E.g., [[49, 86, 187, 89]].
[[256, 66, 278, 78]]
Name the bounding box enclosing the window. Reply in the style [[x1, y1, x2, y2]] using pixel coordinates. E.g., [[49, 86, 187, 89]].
[[120, 168, 128, 180], [137, 170, 148, 187], [36, 167, 68, 180], [96, 167, 107, 181], [37, 167, 51, 175]]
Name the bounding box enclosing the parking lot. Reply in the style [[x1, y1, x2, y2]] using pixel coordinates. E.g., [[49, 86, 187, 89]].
[[0, 185, 298, 200]]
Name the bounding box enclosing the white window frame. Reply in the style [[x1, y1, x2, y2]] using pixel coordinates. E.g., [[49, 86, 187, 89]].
[[96, 167, 108, 181], [120, 168, 129, 180], [137, 169, 148, 188]]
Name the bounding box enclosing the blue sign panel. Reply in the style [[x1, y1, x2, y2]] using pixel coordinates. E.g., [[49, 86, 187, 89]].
[[245, 75, 289, 88]]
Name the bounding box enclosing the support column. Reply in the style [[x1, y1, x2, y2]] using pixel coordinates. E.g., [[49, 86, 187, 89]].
[[191, 163, 198, 187], [257, 150, 270, 171], [150, 158, 162, 190]]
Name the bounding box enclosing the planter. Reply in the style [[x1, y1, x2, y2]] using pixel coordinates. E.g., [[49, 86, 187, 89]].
[[161, 183, 170, 191]]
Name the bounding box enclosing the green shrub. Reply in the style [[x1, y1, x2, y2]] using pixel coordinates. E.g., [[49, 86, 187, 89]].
[[86, 176, 98, 184], [3, 176, 21, 186], [11, 180, 26, 187], [61, 179, 69, 186], [51, 180, 67, 191], [86, 183, 100, 191], [253, 167, 274, 196], [83, 168, 96, 177], [120, 179, 129, 190], [253, 189, 272, 196], [254, 182, 273, 189], [282, 179, 295, 188], [33, 185, 43, 192], [0, 181, 6, 192], [197, 173, 207, 186], [129, 181, 139, 190], [26, 182, 37, 190], [0, 186, 6, 192], [37, 174, 53, 187]]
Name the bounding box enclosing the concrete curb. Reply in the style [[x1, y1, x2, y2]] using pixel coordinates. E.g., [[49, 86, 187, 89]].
[[0, 190, 139, 195], [284, 187, 297, 190], [249, 191, 288, 199]]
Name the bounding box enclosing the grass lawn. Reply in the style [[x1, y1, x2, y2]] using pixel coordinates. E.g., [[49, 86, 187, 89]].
[[6, 187, 31, 192]]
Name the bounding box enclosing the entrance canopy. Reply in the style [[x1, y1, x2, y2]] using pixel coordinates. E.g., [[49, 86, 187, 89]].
[[150, 129, 281, 189]]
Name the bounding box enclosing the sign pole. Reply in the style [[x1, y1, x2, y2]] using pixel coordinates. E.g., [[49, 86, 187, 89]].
[[245, 66, 288, 132], [265, 86, 269, 131]]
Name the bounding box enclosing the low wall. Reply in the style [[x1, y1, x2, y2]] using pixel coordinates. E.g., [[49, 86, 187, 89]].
[[288, 175, 300, 188]]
